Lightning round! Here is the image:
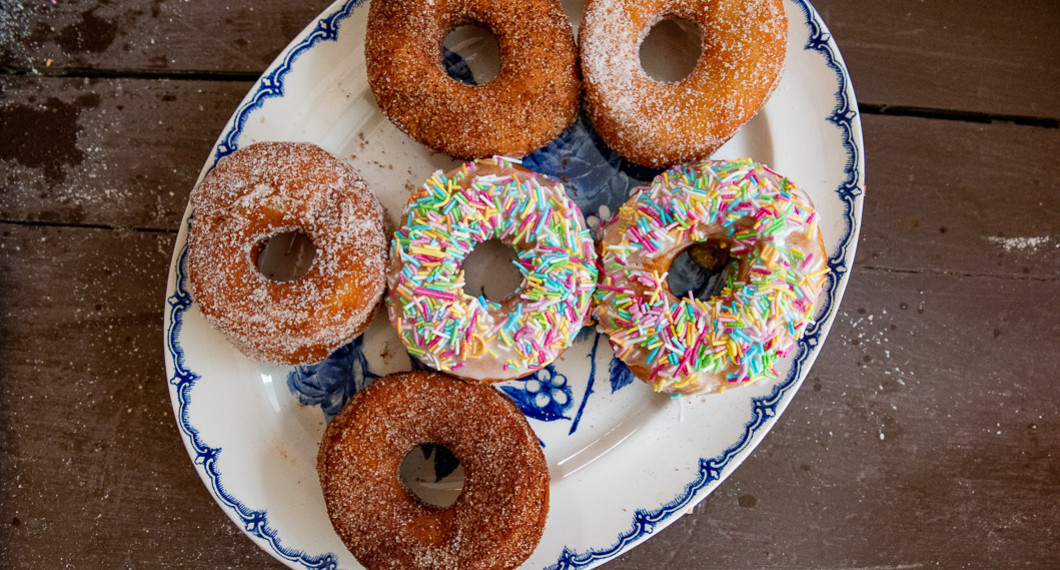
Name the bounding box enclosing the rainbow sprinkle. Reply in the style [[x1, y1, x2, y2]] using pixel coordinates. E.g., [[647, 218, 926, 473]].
[[593, 159, 829, 395], [387, 158, 598, 381]]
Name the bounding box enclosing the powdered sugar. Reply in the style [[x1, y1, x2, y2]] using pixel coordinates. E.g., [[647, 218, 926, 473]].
[[364, 0, 580, 158], [319, 371, 548, 570], [187, 142, 387, 365], [985, 235, 1054, 254], [580, 0, 788, 167]]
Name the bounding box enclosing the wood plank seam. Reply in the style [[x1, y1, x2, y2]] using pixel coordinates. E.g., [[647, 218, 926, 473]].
[[859, 103, 1059, 129]]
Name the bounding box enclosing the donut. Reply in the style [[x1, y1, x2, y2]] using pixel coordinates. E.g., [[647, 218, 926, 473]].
[[387, 158, 598, 382], [365, 0, 581, 159], [187, 142, 387, 365], [593, 159, 829, 395], [318, 370, 549, 570], [579, 0, 788, 168]]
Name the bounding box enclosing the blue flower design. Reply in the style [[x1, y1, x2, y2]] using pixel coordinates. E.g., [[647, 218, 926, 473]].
[[442, 47, 475, 85], [522, 113, 663, 221], [441, 49, 661, 224], [500, 365, 574, 422], [286, 336, 380, 420], [407, 353, 432, 372], [573, 324, 598, 344], [417, 443, 462, 482], [608, 357, 637, 394], [665, 247, 735, 301]]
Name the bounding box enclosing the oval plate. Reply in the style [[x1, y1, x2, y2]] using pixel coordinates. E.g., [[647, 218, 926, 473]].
[[163, 0, 864, 568]]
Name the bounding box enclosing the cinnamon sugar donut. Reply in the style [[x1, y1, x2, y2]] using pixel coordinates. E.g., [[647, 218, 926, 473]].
[[580, 0, 788, 168], [594, 159, 828, 394], [365, 0, 581, 159], [187, 142, 387, 365], [319, 370, 549, 570]]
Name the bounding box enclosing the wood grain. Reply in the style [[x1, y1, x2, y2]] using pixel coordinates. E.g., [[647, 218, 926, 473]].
[[0, 0, 1057, 568], [0, 0, 333, 76], [859, 114, 1060, 280], [623, 265, 1060, 569], [2, 1, 1056, 119], [0, 76, 252, 230], [0, 224, 276, 567], [4, 77, 1057, 279], [1, 224, 1055, 567], [809, 0, 1060, 119]]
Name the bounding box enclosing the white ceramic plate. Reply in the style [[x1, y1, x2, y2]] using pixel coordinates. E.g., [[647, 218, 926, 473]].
[[163, 1, 864, 568]]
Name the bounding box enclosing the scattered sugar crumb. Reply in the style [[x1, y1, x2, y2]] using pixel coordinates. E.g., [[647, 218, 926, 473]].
[[985, 235, 1054, 253]]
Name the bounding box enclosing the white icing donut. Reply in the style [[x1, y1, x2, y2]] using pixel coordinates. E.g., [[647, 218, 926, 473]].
[[594, 159, 829, 395], [387, 158, 598, 382]]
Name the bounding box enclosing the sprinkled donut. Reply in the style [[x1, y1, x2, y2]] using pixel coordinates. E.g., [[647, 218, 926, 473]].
[[318, 370, 549, 570], [187, 142, 387, 365], [365, 0, 581, 159], [580, 0, 788, 168], [594, 159, 829, 395], [388, 158, 598, 382]]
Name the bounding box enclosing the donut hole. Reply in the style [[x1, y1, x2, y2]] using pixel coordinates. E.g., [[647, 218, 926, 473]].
[[443, 24, 501, 85], [254, 230, 316, 282], [399, 443, 465, 508], [461, 238, 521, 303], [668, 239, 736, 301], [639, 17, 703, 82]]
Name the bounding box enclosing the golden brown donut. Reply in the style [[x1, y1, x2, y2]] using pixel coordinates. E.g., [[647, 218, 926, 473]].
[[580, 0, 788, 168], [319, 370, 549, 570], [365, 0, 581, 159], [187, 142, 387, 365]]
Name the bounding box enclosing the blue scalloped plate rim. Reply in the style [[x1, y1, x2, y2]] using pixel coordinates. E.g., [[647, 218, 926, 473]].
[[163, 0, 864, 568]]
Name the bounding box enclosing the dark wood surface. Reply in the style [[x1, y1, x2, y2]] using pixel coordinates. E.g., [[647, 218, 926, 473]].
[[2, 0, 1057, 568]]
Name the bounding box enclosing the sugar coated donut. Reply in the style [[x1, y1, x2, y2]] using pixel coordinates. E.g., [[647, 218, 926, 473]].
[[318, 370, 549, 570], [187, 142, 387, 365], [594, 159, 828, 395], [365, 0, 581, 159], [580, 0, 788, 168], [388, 158, 598, 382]]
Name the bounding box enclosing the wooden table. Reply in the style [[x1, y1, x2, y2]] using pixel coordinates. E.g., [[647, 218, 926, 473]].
[[1, 1, 1057, 567]]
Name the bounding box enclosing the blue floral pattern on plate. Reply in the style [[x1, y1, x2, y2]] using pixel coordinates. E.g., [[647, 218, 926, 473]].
[[499, 365, 575, 423], [284, 328, 637, 440], [442, 47, 661, 225], [522, 114, 662, 223], [286, 336, 379, 421], [286, 344, 635, 427], [607, 357, 637, 394], [416, 443, 461, 482]]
